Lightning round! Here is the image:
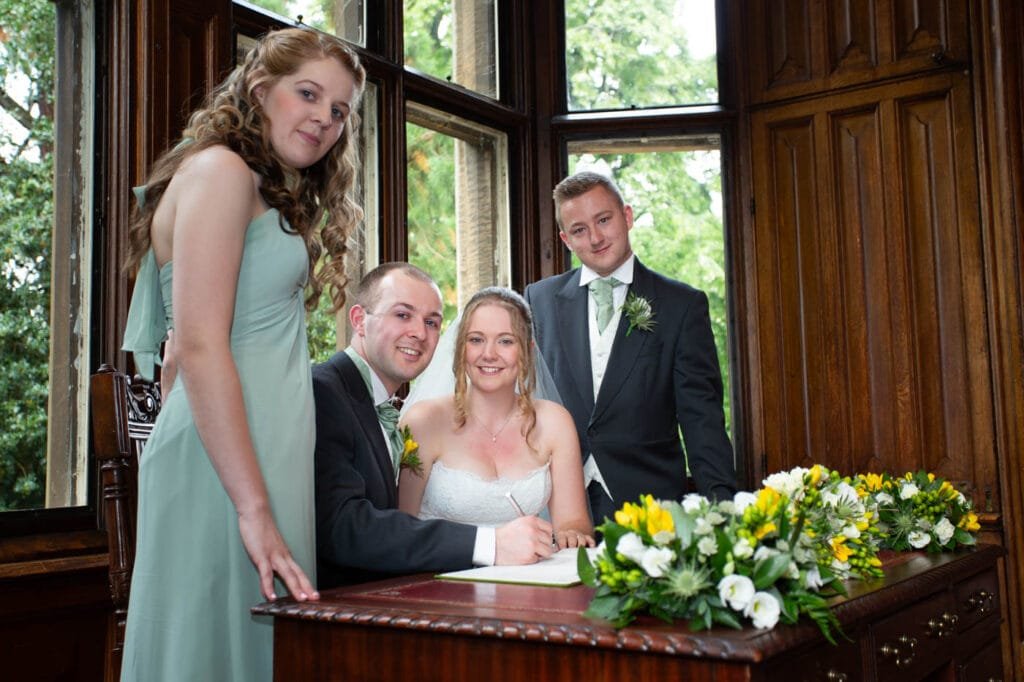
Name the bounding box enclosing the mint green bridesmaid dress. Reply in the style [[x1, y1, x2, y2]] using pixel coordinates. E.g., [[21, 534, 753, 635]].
[[119, 192, 315, 682]]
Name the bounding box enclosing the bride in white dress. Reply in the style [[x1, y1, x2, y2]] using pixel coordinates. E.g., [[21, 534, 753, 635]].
[[398, 287, 595, 549]]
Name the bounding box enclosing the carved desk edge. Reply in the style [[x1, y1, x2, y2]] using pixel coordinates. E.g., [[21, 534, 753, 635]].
[[253, 544, 1004, 663]]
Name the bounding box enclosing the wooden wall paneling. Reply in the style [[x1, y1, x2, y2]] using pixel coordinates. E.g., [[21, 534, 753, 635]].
[[747, 74, 996, 507], [748, 0, 969, 104]]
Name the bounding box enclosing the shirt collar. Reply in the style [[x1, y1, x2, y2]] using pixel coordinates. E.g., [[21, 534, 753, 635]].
[[579, 254, 635, 287], [344, 346, 392, 405]]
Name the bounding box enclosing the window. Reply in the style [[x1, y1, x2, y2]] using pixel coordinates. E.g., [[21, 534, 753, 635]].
[[0, 0, 94, 512], [404, 0, 499, 98], [406, 104, 510, 323], [241, 0, 366, 46], [564, 0, 718, 110]]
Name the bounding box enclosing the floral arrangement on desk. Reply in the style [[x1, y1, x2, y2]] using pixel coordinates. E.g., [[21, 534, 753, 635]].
[[578, 466, 980, 642]]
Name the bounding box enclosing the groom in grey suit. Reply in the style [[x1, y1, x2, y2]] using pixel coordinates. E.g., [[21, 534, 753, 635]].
[[314, 262, 552, 588], [525, 172, 737, 525]]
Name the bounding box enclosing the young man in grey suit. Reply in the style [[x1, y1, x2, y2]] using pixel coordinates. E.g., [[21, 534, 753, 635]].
[[314, 262, 554, 588], [524, 172, 737, 526]]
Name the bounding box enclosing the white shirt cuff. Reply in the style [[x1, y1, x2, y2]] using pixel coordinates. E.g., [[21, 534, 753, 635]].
[[472, 527, 496, 566]]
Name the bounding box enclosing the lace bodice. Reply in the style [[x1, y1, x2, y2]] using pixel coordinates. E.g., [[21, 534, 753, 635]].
[[418, 460, 551, 527]]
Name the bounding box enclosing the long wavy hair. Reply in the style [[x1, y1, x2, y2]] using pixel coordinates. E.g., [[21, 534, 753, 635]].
[[124, 27, 366, 313], [453, 287, 538, 448]]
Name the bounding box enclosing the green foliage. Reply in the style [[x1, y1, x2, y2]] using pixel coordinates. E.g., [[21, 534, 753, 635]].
[[406, 122, 459, 325], [0, 0, 56, 510], [564, 0, 717, 110], [403, 0, 454, 80]]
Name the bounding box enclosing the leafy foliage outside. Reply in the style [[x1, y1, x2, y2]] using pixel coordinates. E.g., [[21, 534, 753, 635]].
[[0, 0, 55, 510]]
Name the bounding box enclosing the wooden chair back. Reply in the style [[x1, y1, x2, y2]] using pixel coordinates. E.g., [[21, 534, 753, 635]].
[[90, 363, 161, 681]]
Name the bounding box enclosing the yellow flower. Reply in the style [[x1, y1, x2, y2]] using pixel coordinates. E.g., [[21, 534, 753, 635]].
[[403, 437, 418, 455], [807, 465, 823, 486], [829, 536, 852, 563], [753, 522, 777, 539], [615, 502, 644, 531], [643, 497, 675, 536], [754, 487, 784, 516], [861, 472, 884, 492], [959, 512, 981, 532]]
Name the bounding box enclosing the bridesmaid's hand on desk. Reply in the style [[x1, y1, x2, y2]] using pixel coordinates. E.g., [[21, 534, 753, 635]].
[[238, 506, 320, 603]]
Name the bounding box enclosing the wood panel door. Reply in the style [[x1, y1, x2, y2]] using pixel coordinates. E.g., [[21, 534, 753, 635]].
[[746, 70, 997, 516]]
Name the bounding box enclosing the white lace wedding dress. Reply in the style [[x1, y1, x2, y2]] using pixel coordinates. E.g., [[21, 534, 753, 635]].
[[418, 460, 552, 527]]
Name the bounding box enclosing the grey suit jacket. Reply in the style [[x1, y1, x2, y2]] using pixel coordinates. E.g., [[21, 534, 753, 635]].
[[313, 351, 476, 588], [525, 258, 736, 506]]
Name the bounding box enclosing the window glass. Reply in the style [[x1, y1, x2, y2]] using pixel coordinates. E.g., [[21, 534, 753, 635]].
[[1, 0, 92, 510], [241, 0, 366, 46], [404, 0, 498, 99], [564, 0, 717, 110], [568, 139, 731, 431], [406, 103, 509, 327]]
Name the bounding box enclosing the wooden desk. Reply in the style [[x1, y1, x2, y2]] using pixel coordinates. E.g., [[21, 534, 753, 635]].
[[254, 544, 1004, 681]]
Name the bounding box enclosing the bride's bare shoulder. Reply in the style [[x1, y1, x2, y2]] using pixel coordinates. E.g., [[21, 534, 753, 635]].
[[402, 395, 456, 427], [532, 398, 572, 422]]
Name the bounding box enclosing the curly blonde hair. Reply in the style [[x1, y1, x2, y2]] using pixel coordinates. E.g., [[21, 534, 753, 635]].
[[124, 27, 366, 313], [452, 288, 539, 448]]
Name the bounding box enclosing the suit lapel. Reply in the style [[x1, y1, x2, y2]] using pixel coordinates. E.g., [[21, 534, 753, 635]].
[[335, 354, 397, 504], [593, 261, 655, 423], [554, 272, 595, 412]]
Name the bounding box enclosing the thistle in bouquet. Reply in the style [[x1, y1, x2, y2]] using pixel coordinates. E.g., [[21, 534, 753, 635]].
[[855, 471, 980, 552], [762, 465, 884, 582], [578, 488, 846, 643]]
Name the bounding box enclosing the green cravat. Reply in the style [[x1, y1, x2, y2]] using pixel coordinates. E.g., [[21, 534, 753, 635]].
[[589, 277, 621, 333], [375, 400, 404, 478]]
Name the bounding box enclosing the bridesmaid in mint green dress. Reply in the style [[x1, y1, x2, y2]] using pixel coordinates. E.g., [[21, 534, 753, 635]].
[[119, 28, 365, 682]]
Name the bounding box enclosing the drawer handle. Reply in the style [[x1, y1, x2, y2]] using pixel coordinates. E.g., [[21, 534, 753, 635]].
[[927, 612, 960, 638], [879, 635, 917, 668], [825, 671, 848, 682], [966, 590, 995, 614]]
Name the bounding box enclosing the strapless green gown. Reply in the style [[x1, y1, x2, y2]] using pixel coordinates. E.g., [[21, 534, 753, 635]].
[[120, 197, 315, 682]]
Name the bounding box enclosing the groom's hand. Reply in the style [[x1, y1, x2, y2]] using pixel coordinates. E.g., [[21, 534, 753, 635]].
[[494, 516, 555, 565]]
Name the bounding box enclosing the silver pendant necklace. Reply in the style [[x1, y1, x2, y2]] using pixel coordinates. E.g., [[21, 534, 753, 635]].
[[471, 407, 516, 443]]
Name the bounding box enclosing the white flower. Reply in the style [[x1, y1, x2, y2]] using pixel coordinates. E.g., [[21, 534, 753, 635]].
[[681, 493, 707, 513], [694, 516, 715, 536], [640, 547, 675, 578], [764, 468, 807, 497], [803, 566, 824, 590], [732, 537, 754, 559], [754, 545, 778, 561], [718, 574, 755, 611], [842, 523, 861, 540], [956, 492, 966, 505], [705, 510, 726, 526], [652, 530, 675, 545], [697, 535, 719, 556], [900, 482, 920, 500], [875, 492, 894, 506], [745, 591, 782, 629], [732, 491, 758, 514], [717, 500, 736, 515], [785, 561, 800, 579], [934, 517, 955, 545], [617, 532, 647, 564], [908, 530, 931, 548]]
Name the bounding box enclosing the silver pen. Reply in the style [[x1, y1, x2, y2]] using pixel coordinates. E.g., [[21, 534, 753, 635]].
[[506, 492, 558, 549], [505, 491, 526, 516]]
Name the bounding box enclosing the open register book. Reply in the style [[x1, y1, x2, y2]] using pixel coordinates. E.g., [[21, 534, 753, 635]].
[[436, 548, 596, 587]]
